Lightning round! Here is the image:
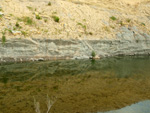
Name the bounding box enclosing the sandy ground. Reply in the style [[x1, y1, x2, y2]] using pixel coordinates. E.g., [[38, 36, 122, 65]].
[[0, 0, 150, 39]]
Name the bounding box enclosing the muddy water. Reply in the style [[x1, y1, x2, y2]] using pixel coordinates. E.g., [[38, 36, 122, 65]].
[[0, 56, 150, 113]]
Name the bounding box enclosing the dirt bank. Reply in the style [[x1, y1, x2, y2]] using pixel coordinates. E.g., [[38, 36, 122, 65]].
[[0, 0, 150, 39]]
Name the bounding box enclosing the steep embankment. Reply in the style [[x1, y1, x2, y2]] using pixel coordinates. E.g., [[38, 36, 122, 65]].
[[0, 0, 150, 61], [0, 0, 150, 39]]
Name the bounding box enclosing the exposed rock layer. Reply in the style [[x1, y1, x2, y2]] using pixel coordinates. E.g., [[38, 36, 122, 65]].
[[0, 26, 150, 62]]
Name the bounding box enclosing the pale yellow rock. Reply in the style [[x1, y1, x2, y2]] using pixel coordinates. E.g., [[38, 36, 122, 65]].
[[12, 31, 22, 36], [94, 55, 100, 59]]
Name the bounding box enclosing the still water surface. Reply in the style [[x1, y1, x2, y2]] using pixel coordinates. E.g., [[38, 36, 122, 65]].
[[0, 56, 150, 113], [98, 100, 150, 113]]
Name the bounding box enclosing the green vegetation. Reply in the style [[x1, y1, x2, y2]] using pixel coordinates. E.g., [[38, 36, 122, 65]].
[[15, 22, 22, 29], [21, 31, 27, 36], [48, 2, 51, 6], [13, 27, 17, 30], [91, 51, 96, 57], [1, 31, 6, 44], [44, 19, 48, 23], [8, 29, 13, 34], [15, 22, 19, 27], [89, 32, 93, 35], [110, 25, 115, 29], [2, 35, 6, 44], [23, 17, 33, 25], [43, 29, 48, 33], [83, 19, 86, 22], [52, 12, 57, 14], [0, 7, 3, 12], [52, 16, 60, 22], [110, 16, 117, 21], [0, 10, 4, 19], [77, 23, 86, 28], [77, 22, 87, 33], [0, 15, 3, 19], [18, 16, 33, 25], [26, 6, 33, 11], [126, 19, 131, 23], [36, 14, 42, 20], [141, 22, 146, 26], [79, 34, 82, 37], [119, 21, 123, 26], [9, 14, 13, 17]]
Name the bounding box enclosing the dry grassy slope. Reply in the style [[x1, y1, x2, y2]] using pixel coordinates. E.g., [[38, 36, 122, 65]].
[[0, 0, 150, 39]]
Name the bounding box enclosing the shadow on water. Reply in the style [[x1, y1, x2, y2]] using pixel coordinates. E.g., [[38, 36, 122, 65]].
[[1, 56, 150, 113]]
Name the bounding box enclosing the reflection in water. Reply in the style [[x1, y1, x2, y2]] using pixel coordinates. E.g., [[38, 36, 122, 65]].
[[98, 100, 150, 113], [0, 56, 150, 113], [1, 56, 150, 82]]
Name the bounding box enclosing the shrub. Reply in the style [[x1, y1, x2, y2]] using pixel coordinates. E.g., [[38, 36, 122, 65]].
[[36, 15, 42, 20], [91, 51, 96, 57], [48, 2, 51, 6], [110, 16, 117, 21], [44, 19, 48, 23], [2, 35, 6, 44], [1, 30, 6, 44], [89, 32, 93, 35], [15, 22, 20, 27], [13, 27, 17, 30], [52, 16, 59, 22], [141, 23, 146, 26]]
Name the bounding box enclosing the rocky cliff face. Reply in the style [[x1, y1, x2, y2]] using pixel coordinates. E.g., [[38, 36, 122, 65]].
[[0, 26, 150, 62]]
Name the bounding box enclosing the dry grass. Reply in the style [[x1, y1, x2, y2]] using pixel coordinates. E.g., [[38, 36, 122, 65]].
[[0, 0, 150, 39]]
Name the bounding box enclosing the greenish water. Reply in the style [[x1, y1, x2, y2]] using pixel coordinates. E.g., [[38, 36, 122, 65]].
[[1, 56, 150, 82], [0, 56, 150, 113]]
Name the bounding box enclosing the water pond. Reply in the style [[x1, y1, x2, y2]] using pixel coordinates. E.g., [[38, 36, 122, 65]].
[[0, 56, 150, 113]]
